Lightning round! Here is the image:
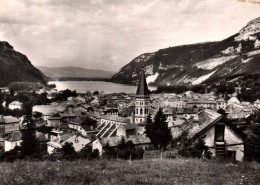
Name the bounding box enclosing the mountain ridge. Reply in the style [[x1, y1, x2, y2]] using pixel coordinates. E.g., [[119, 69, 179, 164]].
[[111, 17, 260, 86], [36, 65, 116, 79], [0, 41, 47, 87]]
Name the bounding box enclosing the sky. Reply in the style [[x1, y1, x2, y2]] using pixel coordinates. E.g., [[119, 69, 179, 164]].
[[0, 0, 259, 72]]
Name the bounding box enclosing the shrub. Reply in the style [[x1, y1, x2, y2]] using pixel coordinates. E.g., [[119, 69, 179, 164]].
[[171, 132, 212, 159]]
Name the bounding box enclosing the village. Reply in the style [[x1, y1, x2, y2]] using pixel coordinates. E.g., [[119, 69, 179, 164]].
[[0, 67, 259, 162]]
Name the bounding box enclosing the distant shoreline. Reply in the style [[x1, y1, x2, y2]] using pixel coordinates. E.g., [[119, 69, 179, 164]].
[[49, 77, 112, 82]]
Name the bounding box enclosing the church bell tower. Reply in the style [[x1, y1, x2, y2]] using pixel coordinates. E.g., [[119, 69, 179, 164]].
[[135, 65, 150, 124]]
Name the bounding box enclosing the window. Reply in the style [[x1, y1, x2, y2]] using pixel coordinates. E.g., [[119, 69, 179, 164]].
[[140, 109, 143, 114], [227, 151, 236, 159], [136, 109, 138, 114]]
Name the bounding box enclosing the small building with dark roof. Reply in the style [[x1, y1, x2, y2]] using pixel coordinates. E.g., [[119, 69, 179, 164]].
[[180, 109, 245, 161], [92, 135, 152, 155], [47, 113, 62, 127], [4, 131, 22, 152]]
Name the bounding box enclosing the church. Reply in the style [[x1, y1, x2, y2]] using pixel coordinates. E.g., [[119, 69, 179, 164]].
[[96, 65, 150, 138]]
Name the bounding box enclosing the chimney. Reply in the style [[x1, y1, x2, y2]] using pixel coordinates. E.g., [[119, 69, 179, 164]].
[[193, 114, 199, 121], [75, 135, 79, 143]]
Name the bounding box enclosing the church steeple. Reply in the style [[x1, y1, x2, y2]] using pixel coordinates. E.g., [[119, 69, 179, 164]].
[[134, 65, 150, 124], [136, 65, 149, 96]]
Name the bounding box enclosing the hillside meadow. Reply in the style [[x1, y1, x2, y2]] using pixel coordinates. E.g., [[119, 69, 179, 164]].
[[0, 159, 259, 185]]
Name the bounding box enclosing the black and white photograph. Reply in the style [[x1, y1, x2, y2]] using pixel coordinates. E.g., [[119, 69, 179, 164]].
[[0, 0, 260, 184]]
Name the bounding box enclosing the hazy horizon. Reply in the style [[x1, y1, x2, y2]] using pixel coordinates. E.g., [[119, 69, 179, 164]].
[[0, 0, 260, 72]]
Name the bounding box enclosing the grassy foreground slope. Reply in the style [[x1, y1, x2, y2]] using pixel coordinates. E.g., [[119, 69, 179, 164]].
[[0, 159, 259, 185]]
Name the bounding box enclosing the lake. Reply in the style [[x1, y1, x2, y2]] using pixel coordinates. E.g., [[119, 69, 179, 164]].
[[48, 81, 157, 94]]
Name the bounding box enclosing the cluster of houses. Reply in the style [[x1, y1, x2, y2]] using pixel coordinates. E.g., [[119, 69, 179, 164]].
[[0, 67, 259, 161], [0, 115, 22, 151]]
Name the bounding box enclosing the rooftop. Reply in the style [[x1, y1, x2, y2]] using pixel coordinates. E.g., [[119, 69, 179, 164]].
[[100, 135, 151, 147], [101, 115, 131, 124], [181, 109, 222, 139], [6, 131, 22, 142], [2, 116, 19, 123], [63, 135, 91, 152], [121, 123, 137, 130]]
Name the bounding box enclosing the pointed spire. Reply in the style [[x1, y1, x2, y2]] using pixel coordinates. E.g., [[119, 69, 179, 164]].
[[136, 65, 149, 96]]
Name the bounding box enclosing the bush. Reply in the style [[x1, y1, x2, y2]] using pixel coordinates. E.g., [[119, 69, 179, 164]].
[[171, 132, 212, 159], [0, 146, 22, 162], [78, 145, 99, 160], [115, 138, 144, 160]]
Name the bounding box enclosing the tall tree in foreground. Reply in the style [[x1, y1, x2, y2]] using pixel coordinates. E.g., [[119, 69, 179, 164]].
[[20, 117, 38, 156], [145, 108, 172, 149]]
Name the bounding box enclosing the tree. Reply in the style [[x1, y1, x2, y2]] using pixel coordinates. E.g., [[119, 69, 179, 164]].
[[217, 108, 227, 117], [145, 108, 172, 149], [103, 142, 116, 159], [144, 114, 154, 145], [22, 101, 33, 116], [33, 111, 43, 119], [244, 112, 260, 162], [171, 131, 212, 159], [82, 116, 97, 127], [10, 88, 14, 96], [59, 142, 77, 160], [78, 145, 99, 160], [86, 91, 92, 97], [116, 137, 143, 160], [93, 91, 99, 95], [20, 117, 38, 156]]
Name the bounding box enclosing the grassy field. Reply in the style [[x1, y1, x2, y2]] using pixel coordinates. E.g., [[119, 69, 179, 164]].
[[0, 159, 259, 185]]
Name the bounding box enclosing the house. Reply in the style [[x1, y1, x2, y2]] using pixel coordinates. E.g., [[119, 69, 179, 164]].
[[169, 118, 186, 137], [47, 134, 91, 154], [180, 109, 245, 161], [92, 135, 151, 155], [116, 124, 137, 137], [32, 105, 58, 121], [80, 104, 94, 113], [47, 113, 62, 127], [4, 131, 23, 152], [227, 109, 251, 120], [176, 108, 198, 120], [163, 108, 176, 126], [227, 97, 241, 108], [67, 116, 98, 138], [62, 135, 91, 152], [49, 129, 63, 141], [0, 87, 9, 94], [0, 115, 20, 136], [186, 99, 216, 109], [47, 140, 62, 154], [103, 107, 118, 115], [81, 125, 99, 138], [8, 101, 23, 110], [75, 96, 86, 103], [61, 112, 78, 123], [216, 99, 226, 110], [47, 131, 71, 154], [68, 117, 84, 132], [162, 99, 187, 109]]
